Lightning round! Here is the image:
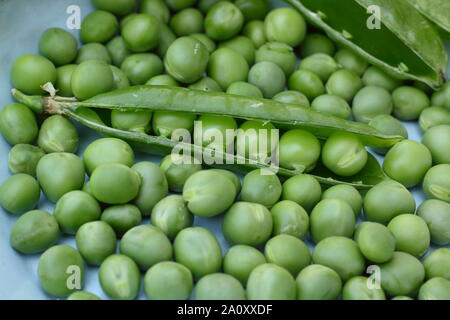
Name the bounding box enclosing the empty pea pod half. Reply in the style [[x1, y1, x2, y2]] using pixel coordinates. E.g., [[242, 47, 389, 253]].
[[285, 0, 448, 89], [406, 0, 450, 40]]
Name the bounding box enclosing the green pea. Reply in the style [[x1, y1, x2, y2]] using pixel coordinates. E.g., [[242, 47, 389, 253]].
[[10, 54, 56, 95], [156, 24, 177, 58], [423, 248, 450, 280], [55, 64, 77, 97], [99, 254, 141, 300], [83, 138, 135, 175], [362, 66, 402, 92], [160, 154, 202, 192], [198, 0, 222, 13], [417, 199, 450, 245], [312, 236, 365, 281], [249, 61, 285, 98], [368, 114, 409, 155], [144, 261, 193, 300], [75, 221, 117, 266], [235, 0, 269, 21], [71, 60, 114, 101], [311, 94, 351, 119], [247, 263, 296, 300], [122, 14, 161, 52], [195, 115, 237, 150], [383, 140, 432, 187], [379, 251, 425, 297], [101, 204, 142, 237], [188, 76, 223, 92], [288, 69, 325, 101], [419, 278, 450, 300], [76, 43, 112, 64], [90, 163, 141, 205], [279, 129, 321, 172], [423, 164, 450, 202], [298, 33, 336, 57], [166, 0, 197, 11], [183, 170, 236, 217], [282, 174, 322, 212], [36, 153, 85, 203], [80, 10, 118, 44], [223, 245, 266, 285], [219, 36, 255, 66], [8, 144, 45, 176], [140, 0, 170, 23], [334, 48, 368, 76], [235, 120, 277, 161], [111, 110, 151, 134], [223, 202, 273, 247], [152, 112, 196, 138], [352, 86, 393, 123], [354, 222, 396, 263], [38, 115, 79, 153], [195, 273, 246, 300], [39, 28, 78, 65], [93, 0, 136, 16], [273, 90, 310, 106], [208, 48, 249, 90], [431, 81, 450, 110], [74, 108, 106, 126], [342, 276, 386, 300], [241, 169, 281, 207], [205, 2, 244, 41], [326, 69, 363, 102], [209, 169, 241, 195], [174, 227, 222, 279], [121, 53, 163, 85], [296, 264, 342, 300], [110, 65, 130, 89], [190, 33, 217, 53], [146, 74, 179, 86], [255, 42, 296, 76], [321, 184, 362, 218], [243, 20, 267, 49], [270, 200, 309, 239], [120, 13, 138, 28], [67, 291, 101, 300], [422, 125, 450, 165], [299, 53, 339, 82], [165, 37, 210, 84], [0, 103, 38, 145], [264, 8, 306, 47], [392, 86, 430, 121], [170, 8, 204, 37], [419, 106, 450, 133], [106, 37, 130, 67], [227, 81, 263, 98], [10, 210, 59, 254]]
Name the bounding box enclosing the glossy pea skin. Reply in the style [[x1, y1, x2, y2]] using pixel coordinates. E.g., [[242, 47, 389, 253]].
[[282, 174, 322, 212], [334, 48, 368, 76], [67, 291, 101, 300], [311, 94, 351, 119], [417, 200, 450, 245], [151, 195, 194, 240], [354, 222, 396, 263], [122, 14, 160, 52], [270, 200, 309, 239], [173, 227, 222, 279], [10, 54, 56, 95], [152, 112, 196, 138], [227, 81, 263, 98], [241, 169, 281, 207], [182, 170, 236, 217], [255, 42, 296, 76], [295, 264, 342, 300], [368, 114, 409, 155], [83, 138, 135, 175], [93, 0, 136, 16], [352, 86, 393, 124], [38, 245, 85, 297], [431, 81, 450, 110], [362, 66, 401, 92], [156, 24, 177, 58], [55, 64, 77, 97], [321, 184, 362, 218], [197, 114, 237, 149], [264, 8, 306, 47], [76, 221, 117, 266], [90, 163, 141, 205], [99, 254, 141, 300], [36, 153, 86, 203], [0, 103, 38, 146], [208, 169, 241, 195], [165, 37, 209, 84], [223, 202, 273, 247], [8, 144, 45, 176], [204, 2, 244, 41], [310, 199, 355, 243], [418, 278, 450, 300], [235, 120, 277, 161], [74, 108, 105, 126], [342, 276, 386, 300], [248, 61, 285, 98], [419, 106, 450, 133], [140, 0, 169, 23], [299, 53, 339, 82], [121, 53, 163, 85], [144, 261, 193, 300], [423, 164, 450, 202], [279, 129, 321, 172], [190, 33, 216, 54], [10, 210, 59, 254], [383, 140, 432, 187], [80, 10, 119, 44], [170, 8, 204, 37], [247, 263, 296, 300], [146, 74, 179, 86], [38, 115, 79, 153], [422, 125, 450, 165], [71, 60, 114, 101], [195, 273, 246, 300], [76, 43, 112, 64], [219, 36, 255, 66], [243, 20, 266, 49], [235, 0, 269, 22], [322, 132, 368, 177], [392, 86, 430, 121], [188, 76, 223, 92], [298, 33, 336, 57], [363, 180, 416, 224], [54, 191, 101, 234], [264, 234, 310, 276], [288, 69, 324, 101], [110, 65, 131, 89], [223, 245, 266, 285], [326, 69, 363, 102], [273, 90, 310, 106], [39, 28, 77, 65], [107, 36, 131, 67], [387, 214, 430, 258], [312, 236, 365, 282], [423, 248, 450, 280], [208, 48, 249, 90], [379, 251, 425, 297], [160, 154, 202, 192], [101, 204, 142, 237]]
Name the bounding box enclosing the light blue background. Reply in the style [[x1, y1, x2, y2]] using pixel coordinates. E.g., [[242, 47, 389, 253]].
[[0, 0, 449, 300]]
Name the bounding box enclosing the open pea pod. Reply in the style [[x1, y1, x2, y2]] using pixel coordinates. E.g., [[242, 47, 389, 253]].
[[286, 0, 448, 89], [407, 0, 450, 34]]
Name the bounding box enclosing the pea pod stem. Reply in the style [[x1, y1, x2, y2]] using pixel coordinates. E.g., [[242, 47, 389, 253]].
[[12, 86, 404, 148]]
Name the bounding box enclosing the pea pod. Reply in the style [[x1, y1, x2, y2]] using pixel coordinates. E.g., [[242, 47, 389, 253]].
[[406, 0, 450, 36], [12, 86, 403, 148], [285, 0, 448, 89]]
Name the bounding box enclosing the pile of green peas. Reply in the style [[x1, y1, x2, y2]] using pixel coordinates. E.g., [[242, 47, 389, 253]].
[[1, 0, 450, 300]]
